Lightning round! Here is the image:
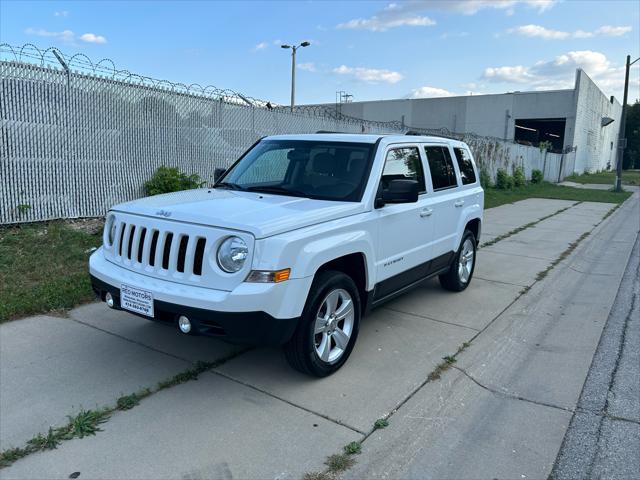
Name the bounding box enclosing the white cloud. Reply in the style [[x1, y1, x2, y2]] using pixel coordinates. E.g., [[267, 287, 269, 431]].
[[253, 42, 268, 51], [79, 33, 107, 44], [440, 31, 469, 39], [408, 86, 455, 98], [298, 62, 317, 72], [54, 10, 69, 17], [24, 28, 75, 43], [333, 65, 404, 84], [482, 50, 634, 98], [337, 14, 435, 32], [595, 25, 633, 36], [25, 28, 107, 44], [336, 1, 557, 32], [507, 24, 632, 40], [483, 65, 535, 83], [398, 0, 556, 16], [508, 24, 569, 39]]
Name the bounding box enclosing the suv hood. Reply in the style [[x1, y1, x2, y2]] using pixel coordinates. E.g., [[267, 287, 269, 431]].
[[112, 189, 366, 238]]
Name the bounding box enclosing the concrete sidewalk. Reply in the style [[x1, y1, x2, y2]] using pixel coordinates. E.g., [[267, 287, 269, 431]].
[[1, 196, 636, 479]]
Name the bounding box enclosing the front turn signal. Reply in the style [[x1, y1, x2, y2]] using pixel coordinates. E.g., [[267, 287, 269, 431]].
[[246, 268, 291, 283]]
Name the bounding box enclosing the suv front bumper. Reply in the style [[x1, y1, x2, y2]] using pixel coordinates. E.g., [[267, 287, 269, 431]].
[[89, 249, 310, 346]]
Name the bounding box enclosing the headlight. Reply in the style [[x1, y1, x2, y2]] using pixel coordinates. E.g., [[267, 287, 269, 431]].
[[217, 236, 248, 273], [105, 214, 117, 246]]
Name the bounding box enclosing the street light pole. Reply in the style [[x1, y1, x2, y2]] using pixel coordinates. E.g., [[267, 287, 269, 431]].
[[281, 41, 310, 112], [615, 55, 639, 192], [290, 46, 296, 111]]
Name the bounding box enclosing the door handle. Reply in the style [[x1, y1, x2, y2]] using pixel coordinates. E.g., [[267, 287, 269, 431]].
[[420, 208, 433, 217], [454, 200, 465, 208]]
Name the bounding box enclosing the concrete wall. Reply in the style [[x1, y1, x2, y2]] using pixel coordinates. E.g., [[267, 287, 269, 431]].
[[333, 89, 576, 143], [324, 69, 622, 174], [572, 70, 622, 172], [464, 136, 576, 183]]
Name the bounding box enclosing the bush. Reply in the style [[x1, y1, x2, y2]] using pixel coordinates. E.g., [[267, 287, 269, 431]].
[[513, 166, 526, 187], [531, 169, 544, 184], [495, 168, 514, 190], [144, 166, 203, 196], [479, 167, 493, 188]]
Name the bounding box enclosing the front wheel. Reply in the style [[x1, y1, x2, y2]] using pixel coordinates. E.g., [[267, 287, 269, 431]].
[[284, 271, 361, 377], [439, 230, 477, 292]]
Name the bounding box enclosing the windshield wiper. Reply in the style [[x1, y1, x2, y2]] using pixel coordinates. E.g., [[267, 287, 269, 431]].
[[245, 185, 312, 198], [216, 181, 244, 190]]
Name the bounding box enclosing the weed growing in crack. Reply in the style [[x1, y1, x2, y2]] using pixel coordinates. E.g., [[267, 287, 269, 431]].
[[25, 428, 59, 450], [536, 231, 591, 281], [480, 204, 576, 249], [117, 388, 151, 411], [0, 447, 27, 468], [0, 351, 250, 470], [427, 342, 470, 382], [374, 418, 389, 430], [326, 453, 356, 472], [344, 441, 362, 455], [157, 360, 215, 390], [303, 472, 332, 480], [64, 408, 111, 438]]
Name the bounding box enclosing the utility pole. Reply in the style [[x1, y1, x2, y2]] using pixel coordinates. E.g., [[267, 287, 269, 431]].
[[281, 41, 311, 111], [615, 55, 639, 192]]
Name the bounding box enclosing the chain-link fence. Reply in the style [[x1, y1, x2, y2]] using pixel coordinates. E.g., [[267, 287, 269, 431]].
[[0, 44, 572, 225]]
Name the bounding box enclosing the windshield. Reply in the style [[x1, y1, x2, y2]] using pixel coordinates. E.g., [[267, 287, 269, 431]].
[[217, 140, 375, 202]]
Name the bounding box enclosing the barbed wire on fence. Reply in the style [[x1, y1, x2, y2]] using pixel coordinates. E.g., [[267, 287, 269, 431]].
[[0, 42, 574, 224], [0, 42, 479, 139]]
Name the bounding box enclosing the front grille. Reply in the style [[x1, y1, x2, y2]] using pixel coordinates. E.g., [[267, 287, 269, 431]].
[[112, 220, 206, 277]]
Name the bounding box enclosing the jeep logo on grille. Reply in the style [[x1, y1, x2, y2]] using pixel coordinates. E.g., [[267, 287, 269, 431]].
[[156, 210, 172, 218]]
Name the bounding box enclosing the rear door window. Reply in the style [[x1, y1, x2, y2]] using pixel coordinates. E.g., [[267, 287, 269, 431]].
[[424, 146, 458, 191], [453, 147, 477, 185], [382, 147, 426, 193]]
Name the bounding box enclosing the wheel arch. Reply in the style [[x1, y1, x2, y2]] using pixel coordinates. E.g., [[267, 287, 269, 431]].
[[465, 217, 481, 243], [314, 252, 369, 309]]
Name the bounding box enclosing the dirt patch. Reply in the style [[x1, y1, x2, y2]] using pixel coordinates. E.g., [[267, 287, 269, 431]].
[[65, 218, 105, 236]]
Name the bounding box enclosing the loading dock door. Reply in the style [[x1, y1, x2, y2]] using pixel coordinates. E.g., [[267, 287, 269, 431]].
[[514, 118, 566, 152]]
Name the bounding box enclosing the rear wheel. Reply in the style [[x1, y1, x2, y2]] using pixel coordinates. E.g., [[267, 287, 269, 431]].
[[284, 271, 361, 377], [439, 230, 476, 292]]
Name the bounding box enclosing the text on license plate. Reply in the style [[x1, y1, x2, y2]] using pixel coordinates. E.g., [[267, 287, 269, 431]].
[[120, 284, 154, 317]]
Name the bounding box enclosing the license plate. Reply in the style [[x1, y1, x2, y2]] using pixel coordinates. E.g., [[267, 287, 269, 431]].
[[120, 284, 154, 317]]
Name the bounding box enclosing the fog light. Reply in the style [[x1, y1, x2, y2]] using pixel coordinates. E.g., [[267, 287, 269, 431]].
[[105, 292, 115, 308], [178, 315, 191, 334]]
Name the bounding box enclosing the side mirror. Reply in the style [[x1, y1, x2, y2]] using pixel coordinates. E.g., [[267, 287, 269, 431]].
[[377, 179, 419, 207], [214, 167, 226, 182]]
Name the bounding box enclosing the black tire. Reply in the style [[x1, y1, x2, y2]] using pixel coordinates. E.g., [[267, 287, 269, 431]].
[[284, 270, 361, 377], [439, 229, 477, 292]]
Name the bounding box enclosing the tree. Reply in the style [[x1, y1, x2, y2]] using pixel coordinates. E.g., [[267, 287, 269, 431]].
[[623, 101, 640, 169]]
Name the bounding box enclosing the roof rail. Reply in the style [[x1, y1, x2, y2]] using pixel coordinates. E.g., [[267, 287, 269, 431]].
[[405, 130, 461, 140]]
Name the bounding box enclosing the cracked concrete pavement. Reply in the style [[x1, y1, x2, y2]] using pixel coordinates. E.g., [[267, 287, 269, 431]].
[[1, 194, 637, 479], [551, 232, 640, 480]]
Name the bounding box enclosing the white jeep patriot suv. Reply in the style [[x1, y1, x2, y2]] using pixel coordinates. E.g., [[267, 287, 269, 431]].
[[90, 133, 483, 376]]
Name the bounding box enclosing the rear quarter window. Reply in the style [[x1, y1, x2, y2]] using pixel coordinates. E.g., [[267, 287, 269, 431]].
[[453, 147, 477, 185]]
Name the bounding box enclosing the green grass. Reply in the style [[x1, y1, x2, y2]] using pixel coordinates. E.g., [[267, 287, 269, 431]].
[[565, 170, 640, 186], [0, 222, 101, 323], [484, 182, 632, 209]]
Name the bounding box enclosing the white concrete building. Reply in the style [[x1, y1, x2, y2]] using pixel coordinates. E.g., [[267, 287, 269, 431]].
[[328, 69, 621, 174]]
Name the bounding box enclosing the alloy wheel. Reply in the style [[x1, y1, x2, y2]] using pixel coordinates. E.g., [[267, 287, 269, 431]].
[[458, 238, 475, 284], [313, 288, 355, 363]]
